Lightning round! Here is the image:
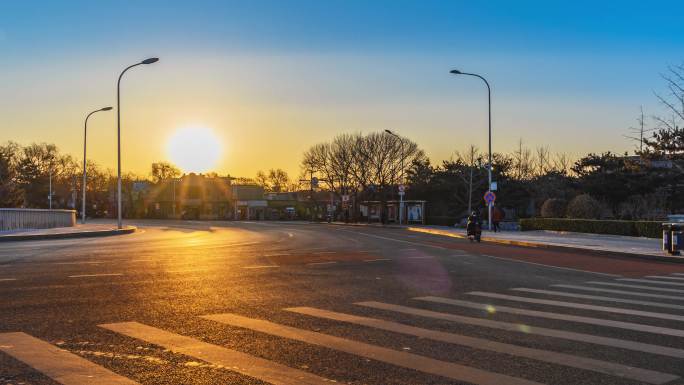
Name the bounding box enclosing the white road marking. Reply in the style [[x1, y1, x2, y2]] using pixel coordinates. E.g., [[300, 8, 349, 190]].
[[68, 273, 123, 278], [512, 288, 684, 310], [339, 230, 447, 250], [416, 296, 684, 337], [0, 332, 138, 385], [467, 291, 684, 321], [363, 258, 391, 263], [617, 278, 684, 287], [645, 275, 684, 281], [99, 322, 332, 385], [54, 261, 104, 265], [553, 284, 684, 300], [306, 261, 337, 266], [202, 313, 543, 385], [476, 254, 622, 277], [164, 269, 209, 274], [242, 265, 279, 269], [587, 281, 684, 293], [356, 301, 684, 358], [0, 278, 17, 282], [286, 307, 676, 385]]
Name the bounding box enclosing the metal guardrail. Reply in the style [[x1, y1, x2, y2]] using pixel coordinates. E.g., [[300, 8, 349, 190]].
[[0, 209, 76, 231]]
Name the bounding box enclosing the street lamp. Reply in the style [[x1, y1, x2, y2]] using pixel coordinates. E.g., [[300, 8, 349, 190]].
[[82, 106, 112, 224], [450, 69, 493, 231], [385, 129, 405, 225], [116, 57, 159, 229]]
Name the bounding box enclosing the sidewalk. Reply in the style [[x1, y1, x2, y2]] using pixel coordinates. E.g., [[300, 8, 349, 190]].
[[0, 223, 136, 242], [406, 226, 679, 261]]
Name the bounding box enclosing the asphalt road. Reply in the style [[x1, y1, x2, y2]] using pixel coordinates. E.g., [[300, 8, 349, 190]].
[[2, 220, 684, 385]]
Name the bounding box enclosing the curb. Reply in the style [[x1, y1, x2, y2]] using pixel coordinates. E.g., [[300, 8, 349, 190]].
[[0, 226, 137, 242], [406, 227, 684, 264]]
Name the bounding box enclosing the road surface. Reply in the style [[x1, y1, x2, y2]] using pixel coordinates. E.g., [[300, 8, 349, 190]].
[[1, 220, 684, 385]]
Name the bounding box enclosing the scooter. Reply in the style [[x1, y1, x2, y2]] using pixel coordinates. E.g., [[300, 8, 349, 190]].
[[467, 223, 482, 243]]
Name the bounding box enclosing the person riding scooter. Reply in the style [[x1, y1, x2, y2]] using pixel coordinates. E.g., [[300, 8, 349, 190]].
[[466, 211, 482, 242]]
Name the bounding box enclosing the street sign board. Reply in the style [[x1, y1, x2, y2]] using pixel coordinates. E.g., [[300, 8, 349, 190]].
[[483, 191, 496, 205], [490, 181, 497, 191], [311, 177, 319, 189], [398, 191, 405, 196], [342, 194, 350, 202], [398, 184, 405, 192]]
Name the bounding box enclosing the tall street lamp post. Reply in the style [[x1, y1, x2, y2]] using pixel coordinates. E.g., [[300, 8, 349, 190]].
[[116, 57, 159, 229], [385, 130, 404, 225], [450, 69, 493, 231], [82, 107, 112, 224]]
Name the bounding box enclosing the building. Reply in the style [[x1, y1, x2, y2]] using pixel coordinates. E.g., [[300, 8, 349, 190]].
[[147, 173, 233, 219]]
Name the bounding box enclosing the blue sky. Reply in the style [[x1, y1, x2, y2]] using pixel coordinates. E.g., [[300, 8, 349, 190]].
[[1, 1, 683, 176]]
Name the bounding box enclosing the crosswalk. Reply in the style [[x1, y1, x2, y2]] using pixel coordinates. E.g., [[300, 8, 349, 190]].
[[3, 273, 684, 384]]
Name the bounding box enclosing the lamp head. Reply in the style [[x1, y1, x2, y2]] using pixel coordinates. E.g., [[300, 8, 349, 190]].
[[101, 106, 113, 111], [450, 69, 462, 75], [141, 57, 159, 65]]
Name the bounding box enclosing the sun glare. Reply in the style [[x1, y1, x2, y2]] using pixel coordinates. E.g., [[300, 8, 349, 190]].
[[166, 127, 222, 173]]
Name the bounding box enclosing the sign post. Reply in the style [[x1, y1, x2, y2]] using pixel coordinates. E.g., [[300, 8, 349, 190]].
[[483, 191, 496, 227]]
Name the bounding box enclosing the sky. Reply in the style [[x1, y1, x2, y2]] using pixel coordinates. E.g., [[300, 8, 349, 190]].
[[1, 0, 683, 178]]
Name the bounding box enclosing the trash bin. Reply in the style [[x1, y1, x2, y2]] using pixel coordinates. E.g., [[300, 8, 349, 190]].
[[663, 223, 672, 253]]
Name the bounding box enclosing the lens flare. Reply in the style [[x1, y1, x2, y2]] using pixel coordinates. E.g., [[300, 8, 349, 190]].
[[166, 127, 222, 173]]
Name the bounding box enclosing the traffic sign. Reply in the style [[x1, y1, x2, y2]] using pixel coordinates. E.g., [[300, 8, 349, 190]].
[[398, 184, 405, 193], [342, 194, 350, 202], [483, 191, 496, 205]]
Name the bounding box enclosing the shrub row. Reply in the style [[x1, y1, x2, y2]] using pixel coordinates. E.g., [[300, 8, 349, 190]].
[[520, 218, 662, 238]]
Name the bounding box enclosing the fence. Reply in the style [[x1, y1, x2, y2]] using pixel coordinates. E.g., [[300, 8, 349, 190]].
[[0, 209, 76, 231]]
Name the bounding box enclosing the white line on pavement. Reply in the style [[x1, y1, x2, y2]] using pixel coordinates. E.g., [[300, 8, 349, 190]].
[[363, 258, 391, 263], [68, 273, 124, 278], [53, 261, 104, 265], [306, 261, 337, 266], [356, 301, 684, 358], [467, 292, 684, 321], [99, 322, 332, 385], [553, 284, 684, 300], [617, 278, 684, 287], [416, 296, 684, 337], [512, 288, 684, 310], [242, 265, 279, 269], [317, 251, 337, 254], [286, 306, 677, 385], [0, 278, 17, 282], [587, 281, 684, 293], [0, 332, 138, 385], [672, 273, 684, 276], [645, 275, 684, 281], [202, 313, 543, 385]]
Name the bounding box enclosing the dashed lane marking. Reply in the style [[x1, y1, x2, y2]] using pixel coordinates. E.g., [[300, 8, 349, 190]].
[[512, 288, 684, 311], [99, 322, 333, 385], [0, 332, 139, 385], [242, 265, 279, 269], [68, 273, 124, 278], [356, 301, 684, 358], [0, 278, 17, 282], [416, 296, 684, 338], [286, 306, 677, 385], [363, 258, 391, 263], [202, 313, 543, 385], [467, 291, 684, 322], [306, 261, 337, 266]]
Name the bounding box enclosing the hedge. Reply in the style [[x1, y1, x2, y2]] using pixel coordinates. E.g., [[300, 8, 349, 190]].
[[519, 218, 662, 238]]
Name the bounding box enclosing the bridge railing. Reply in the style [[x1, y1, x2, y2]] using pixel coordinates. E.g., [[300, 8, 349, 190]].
[[0, 209, 76, 231]]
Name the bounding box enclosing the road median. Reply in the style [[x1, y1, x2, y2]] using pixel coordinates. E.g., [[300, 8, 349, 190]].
[[0, 225, 136, 242]]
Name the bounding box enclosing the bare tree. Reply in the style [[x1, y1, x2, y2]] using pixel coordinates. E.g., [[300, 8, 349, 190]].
[[150, 161, 180, 183]]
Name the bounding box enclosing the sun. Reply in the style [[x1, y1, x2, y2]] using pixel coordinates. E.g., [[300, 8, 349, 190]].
[[166, 127, 222, 173]]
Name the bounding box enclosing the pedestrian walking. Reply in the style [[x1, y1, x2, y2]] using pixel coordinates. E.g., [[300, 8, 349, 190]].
[[492, 205, 504, 232]]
